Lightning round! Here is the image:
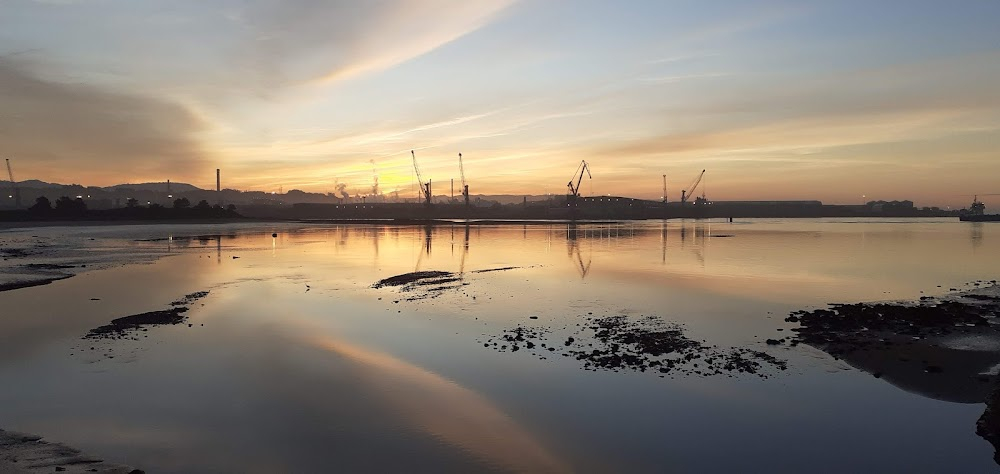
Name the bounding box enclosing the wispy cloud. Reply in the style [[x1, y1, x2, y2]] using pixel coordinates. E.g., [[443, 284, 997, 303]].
[[229, 0, 516, 86], [316, 0, 516, 83], [637, 72, 732, 84]]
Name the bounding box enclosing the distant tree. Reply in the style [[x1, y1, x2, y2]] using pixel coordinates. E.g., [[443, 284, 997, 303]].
[[29, 196, 52, 212], [194, 200, 211, 210], [54, 196, 87, 214], [126, 198, 139, 208], [173, 197, 191, 209], [54, 196, 74, 211], [226, 204, 237, 213]]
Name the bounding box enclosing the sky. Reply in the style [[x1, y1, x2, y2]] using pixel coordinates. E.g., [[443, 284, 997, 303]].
[[1, 0, 999, 207]]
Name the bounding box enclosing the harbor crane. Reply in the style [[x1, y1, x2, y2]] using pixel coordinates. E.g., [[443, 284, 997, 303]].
[[567, 160, 592, 204], [458, 153, 469, 206], [681, 169, 706, 204], [411, 150, 432, 205], [5, 159, 20, 208]]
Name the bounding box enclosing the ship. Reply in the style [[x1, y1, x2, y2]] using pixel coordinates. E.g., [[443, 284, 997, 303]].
[[960, 196, 1000, 222]]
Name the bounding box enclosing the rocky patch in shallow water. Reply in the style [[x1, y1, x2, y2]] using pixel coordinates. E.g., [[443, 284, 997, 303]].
[[81, 291, 211, 344], [372, 267, 524, 301], [170, 290, 210, 306], [781, 283, 1000, 366], [482, 315, 787, 378], [372, 271, 465, 300], [84, 308, 190, 340]]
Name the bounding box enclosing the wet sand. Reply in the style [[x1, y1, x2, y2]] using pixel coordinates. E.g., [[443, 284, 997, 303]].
[[0, 430, 139, 473]]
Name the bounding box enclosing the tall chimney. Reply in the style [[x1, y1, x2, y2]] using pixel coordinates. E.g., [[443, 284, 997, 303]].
[[216, 169, 221, 205]]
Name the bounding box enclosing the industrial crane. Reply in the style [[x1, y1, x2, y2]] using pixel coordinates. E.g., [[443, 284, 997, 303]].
[[567, 160, 591, 204], [5, 159, 20, 208], [458, 153, 470, 206], [411, 150, 431, 205], [681, 169, 705, 204]]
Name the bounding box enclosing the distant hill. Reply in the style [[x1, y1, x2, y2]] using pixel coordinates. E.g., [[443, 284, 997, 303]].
[[0, 179, 63, 189], [103, 182, 203, 193], [5, 178, 561, 205], [2, 180, 204, 193]]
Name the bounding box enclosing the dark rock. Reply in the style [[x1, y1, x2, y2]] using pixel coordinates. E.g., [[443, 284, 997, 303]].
[[85, 308, 189, 339], [978, 387, 1000, 465]]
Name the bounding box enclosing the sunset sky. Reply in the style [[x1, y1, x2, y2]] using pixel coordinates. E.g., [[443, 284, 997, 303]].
[[2, 0, 999, 206]]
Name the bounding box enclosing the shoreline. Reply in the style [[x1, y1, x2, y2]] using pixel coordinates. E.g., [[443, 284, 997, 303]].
[[0, 275, 72, 293], [0, 215, 965, 231], [0, 218, 279, 230], [0, 429, 140, 474]]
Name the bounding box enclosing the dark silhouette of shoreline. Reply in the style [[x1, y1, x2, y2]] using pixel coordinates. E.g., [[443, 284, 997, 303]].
[[0, 196, 241, 222]]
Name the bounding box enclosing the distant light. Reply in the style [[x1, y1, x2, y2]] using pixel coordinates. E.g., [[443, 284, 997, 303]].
[[76, 195, 83, 199], [168, 194, 173, 198]]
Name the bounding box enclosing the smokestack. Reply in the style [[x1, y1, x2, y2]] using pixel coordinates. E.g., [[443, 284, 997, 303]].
[[662, 174, 666, 203], [216, 169, 221, 206]]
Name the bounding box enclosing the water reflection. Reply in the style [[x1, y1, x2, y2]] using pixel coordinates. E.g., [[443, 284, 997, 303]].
[[309, 335, 569, 473], [661, 221, 667, 264], [565, 225, 593, 279], [423, 225, 432, 257], [460, 225, 469, 274], [124, 221, 999, 306], [835, 340, 1000, 403], [2, 220, 1000, 472], [972, 223, 984, 249]]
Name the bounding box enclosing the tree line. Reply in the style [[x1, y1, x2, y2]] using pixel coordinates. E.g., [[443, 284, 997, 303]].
[[17, 196, 240, 220]]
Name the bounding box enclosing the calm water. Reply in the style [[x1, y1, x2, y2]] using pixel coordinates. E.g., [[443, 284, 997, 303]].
[[0, 219, 998, 473]]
